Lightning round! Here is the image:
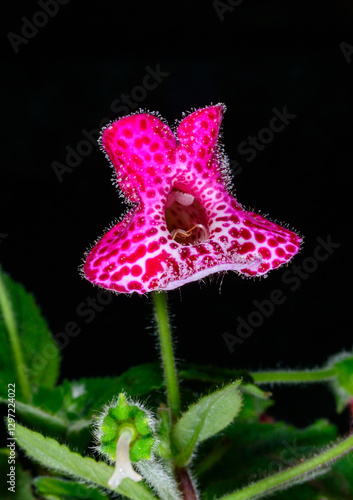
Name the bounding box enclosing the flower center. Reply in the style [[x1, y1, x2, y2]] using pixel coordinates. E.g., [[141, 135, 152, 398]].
[[165, 187, 209, 245]]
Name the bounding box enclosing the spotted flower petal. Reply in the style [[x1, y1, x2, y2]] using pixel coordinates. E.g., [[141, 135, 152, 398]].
[[83, 104, 302, 294]]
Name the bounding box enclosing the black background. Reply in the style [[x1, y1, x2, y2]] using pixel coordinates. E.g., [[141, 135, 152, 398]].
[[1, 1, 352, 428]]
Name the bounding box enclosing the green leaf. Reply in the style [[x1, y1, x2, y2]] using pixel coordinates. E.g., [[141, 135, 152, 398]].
[[35, 476, 109, 500], [15, 423, 158, 500], [172, 381, 242, 465], [197, 419, 338, 499], [0, 267, 60, 401], [329, 354, 353, 412]]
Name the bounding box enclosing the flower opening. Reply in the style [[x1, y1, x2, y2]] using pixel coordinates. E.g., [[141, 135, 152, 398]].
[[82, 104, 302, 294]]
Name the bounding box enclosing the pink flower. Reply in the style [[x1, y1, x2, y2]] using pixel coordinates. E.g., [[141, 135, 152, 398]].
[[83, 104, 301, 294]]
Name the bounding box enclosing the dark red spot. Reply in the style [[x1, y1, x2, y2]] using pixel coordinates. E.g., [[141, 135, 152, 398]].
[[238, 242, 255, 255], [137, 217, 145, 227], [147, 228, 158, 236], [268, 238, 279, 247], [147, 167, 156, 176], [276, 248, 285, 257], [131, 265, 142, 276], [208, 112, 215, 120], [132, 233, 145, 243], [286, 244, 296, 253], [272, 259, 281, 268], [123, 128, 133, 138], [258, 263, 270, 273], [179, 154, 186, 162], [128, 281, 142, 291], [126, 245, 146, 264], [147, 190, 156, 198], [150, 142, 159, 152], [111, 266, 130, 281], [142, 135, 150, 144], [258, 247, 271, 259], [255, 232, 266, 243], [195, 162, 202, 173], [134, 138, 143, 148], [117, 139, 128, 149], [140, 119, 147, 130], [244, 219, 255, 228], [154, 153, 164, 164], [229, 228, 240, 238], [276, 236, 286, 243], [201, 120, 208, 129], [154, 176, 162, 184], [148, 241, 160, 253], [159, 237, 167, 244], [99, 273, 109, 281], [132, 154, 143, 166], [202, 135, 210, 145], [122, 240, 131, 251], [240, 228, 251, 240]]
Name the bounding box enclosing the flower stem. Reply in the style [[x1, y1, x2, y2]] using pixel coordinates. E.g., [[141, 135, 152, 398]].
[[0, 269, 31, 402], [219, 432, 353, 500], [152, 291, 181, 421], [251, 367, 336, 385]]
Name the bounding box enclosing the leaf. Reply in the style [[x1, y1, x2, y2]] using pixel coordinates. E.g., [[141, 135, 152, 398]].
[[15, 423, 158, 500], [0, 267, 60, 400], [197, 418, 338, 499], [34, 476, 109, 500], [329, 354, 353, 412], [172, 381, 242, 465]]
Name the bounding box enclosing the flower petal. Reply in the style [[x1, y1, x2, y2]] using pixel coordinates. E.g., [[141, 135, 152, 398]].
[[83, 105, 302, 294]]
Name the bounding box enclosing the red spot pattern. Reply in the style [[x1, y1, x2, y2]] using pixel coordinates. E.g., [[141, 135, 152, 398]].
[[83, 105, 302, 294]]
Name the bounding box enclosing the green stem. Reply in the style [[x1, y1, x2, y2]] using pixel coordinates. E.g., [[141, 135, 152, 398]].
[[219, 433, 353, 500], [252, 367, 336, 385], [0, 269, 31, 402], [152, 291, 181, 421]]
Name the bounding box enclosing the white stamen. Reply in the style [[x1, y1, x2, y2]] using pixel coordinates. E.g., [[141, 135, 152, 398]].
[[108, 429, 142, 489]]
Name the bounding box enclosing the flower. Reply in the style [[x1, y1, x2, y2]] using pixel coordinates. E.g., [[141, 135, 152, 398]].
[[83, 104, 302, 294], [94, 393, 157, 488]]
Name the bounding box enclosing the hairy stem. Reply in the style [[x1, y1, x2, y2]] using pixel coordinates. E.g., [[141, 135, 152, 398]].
[[174, 466, 198, 500], [252, 367, 336, 385], [152, 291, 181, 421], [0, 269, 31, 402], [219, 433, 353, 500]]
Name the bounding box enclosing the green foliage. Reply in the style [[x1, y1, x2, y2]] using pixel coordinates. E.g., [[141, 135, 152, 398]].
[[14, 423, 157, 500], [1, 268, 353, 499], [0, 267, 60, 400], [172, 381, 242, 465], [34, 477, 110, 500]]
